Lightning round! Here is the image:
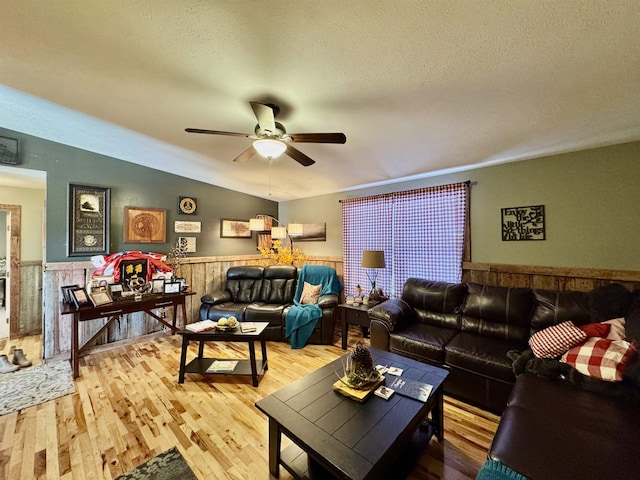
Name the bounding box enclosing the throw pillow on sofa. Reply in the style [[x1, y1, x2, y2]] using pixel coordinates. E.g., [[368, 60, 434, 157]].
[[603, 317, 626, 341], [529, 321, 588, 358], [579, 322, 611, 338], [300, 282, 322, 304], [560, 338, 638, 382]]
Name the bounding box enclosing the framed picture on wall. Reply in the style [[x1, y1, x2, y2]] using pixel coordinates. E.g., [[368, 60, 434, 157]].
[[220, 219, 252, 238], [67, 184, 111, 257], [123, 206, 167, 243]]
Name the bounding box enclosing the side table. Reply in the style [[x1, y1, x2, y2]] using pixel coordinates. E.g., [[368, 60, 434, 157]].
[[337, 303, 372, 350]]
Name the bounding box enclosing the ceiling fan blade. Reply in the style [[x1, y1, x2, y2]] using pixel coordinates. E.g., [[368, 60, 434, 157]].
[[287, 132, 347, 144], [285, 144, 315, 167], [250, 102, 277, 134], [185, 128, 252, 138], [232, 146, 256, 163]]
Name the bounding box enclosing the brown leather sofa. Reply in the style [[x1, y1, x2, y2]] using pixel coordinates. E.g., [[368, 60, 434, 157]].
[[369, 279, 639, 411], [485, 287, 640, 479], [369, 279, 535, 413], [199, 265, 337, 344], [371, 278, 640, 479]]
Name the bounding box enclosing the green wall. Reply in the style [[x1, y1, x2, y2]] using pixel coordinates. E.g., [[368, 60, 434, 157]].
[[280, 141, 640, 271], [0, 127, 277, 262], [4, 123, 639, 271]]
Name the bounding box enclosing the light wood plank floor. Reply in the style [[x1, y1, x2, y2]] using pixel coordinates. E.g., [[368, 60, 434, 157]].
[[0, 327, 499, 479]]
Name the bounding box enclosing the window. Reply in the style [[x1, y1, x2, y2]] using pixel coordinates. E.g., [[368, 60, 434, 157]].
[[342, 182, 469, 298]]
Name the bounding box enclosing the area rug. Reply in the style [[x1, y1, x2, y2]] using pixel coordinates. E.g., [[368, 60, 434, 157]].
[[0, 361, 76, 416], [116, 447, 197, 480]]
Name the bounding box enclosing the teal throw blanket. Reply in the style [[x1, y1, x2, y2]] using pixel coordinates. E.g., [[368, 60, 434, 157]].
[[476, 460, 528, 480], [286, 265, 342, 349]]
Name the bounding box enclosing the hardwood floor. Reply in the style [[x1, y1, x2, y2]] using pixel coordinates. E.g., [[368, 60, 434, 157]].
[[0, 327, 499, 479]]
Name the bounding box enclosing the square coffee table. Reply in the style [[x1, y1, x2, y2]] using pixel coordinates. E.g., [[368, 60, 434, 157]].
[[255, 347, 448, 480], [178, 321, 269, 386]]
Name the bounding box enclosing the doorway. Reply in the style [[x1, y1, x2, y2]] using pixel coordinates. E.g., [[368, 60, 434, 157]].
[[0, 210, 7, 338], [0, 204, 21, 339], [0, 165, 46, 339]]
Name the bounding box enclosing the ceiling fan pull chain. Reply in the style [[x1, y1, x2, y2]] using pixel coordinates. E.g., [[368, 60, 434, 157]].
[[268, 157, 273, 196]]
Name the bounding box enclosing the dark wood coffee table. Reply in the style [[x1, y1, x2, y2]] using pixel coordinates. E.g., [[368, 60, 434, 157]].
[[255, 347, 448, 480]]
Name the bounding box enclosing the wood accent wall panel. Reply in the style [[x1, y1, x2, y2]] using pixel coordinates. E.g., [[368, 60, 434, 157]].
[[42, 255, 344, 359], [17, 261, 43, 336], [463, 262, 640, 292]]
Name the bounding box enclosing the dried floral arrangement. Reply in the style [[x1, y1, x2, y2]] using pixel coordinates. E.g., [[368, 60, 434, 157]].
[[167, 238, 188, 277], [257, 239, 307, 267]]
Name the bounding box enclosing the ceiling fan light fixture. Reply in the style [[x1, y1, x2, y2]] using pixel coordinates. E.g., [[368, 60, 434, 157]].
[[253, 139, 287, 159]]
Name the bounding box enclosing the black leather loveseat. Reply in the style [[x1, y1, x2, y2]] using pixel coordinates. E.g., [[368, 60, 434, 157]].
[[199, 265, 337, 344]]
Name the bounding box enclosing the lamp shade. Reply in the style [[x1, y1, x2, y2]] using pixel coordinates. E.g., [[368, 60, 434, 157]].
[[361, 250, 386, 269], [271, 226, 288, 239], [253, 139, 287, 158], [287, 222, 304, 236], [249, 218, 266, 231]]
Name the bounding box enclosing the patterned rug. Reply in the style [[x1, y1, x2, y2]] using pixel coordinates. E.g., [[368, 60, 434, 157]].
[[116, 447, 197, 480], [0, 361, 76, 416]]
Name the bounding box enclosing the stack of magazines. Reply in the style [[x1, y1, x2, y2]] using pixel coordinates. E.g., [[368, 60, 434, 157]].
[[240, 322, 257, 333], [184, 320, 217, 332]]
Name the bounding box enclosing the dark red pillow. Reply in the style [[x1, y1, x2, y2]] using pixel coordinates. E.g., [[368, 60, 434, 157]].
[[579, 322, 611, 338]]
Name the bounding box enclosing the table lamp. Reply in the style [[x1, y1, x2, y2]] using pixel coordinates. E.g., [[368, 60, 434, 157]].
[[361, 250, 386, 296]]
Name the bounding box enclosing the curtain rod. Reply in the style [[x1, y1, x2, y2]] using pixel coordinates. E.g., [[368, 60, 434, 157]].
[[338, 180, 472, 202]]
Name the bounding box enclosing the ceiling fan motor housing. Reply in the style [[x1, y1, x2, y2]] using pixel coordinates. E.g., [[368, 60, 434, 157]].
[[255, 121, 288, 139]]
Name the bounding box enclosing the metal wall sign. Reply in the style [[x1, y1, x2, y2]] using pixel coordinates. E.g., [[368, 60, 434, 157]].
[[501, 205, 545, 241]]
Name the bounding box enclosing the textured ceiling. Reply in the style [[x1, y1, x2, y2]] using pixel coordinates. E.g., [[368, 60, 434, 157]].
[[1, 1, 639, 200]]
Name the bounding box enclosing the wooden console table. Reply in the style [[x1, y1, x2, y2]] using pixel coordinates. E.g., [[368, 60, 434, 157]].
[[61, 291, 194, 378]]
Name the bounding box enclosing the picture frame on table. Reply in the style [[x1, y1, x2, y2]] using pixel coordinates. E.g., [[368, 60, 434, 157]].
[[108, 283, 123, 299], [90, 290, 113, 307], [151, 278, 165, 294], [61, 284, 80, 304], [123, 206, 167, 243], [120, 258, 148, 287], [163, 281, 181, 294], [70, 287, 91, 308], [67, 183, 111, 257]]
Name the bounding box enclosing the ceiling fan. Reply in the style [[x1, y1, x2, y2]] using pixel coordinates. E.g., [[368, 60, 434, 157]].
[[185, 102, 346, 166]]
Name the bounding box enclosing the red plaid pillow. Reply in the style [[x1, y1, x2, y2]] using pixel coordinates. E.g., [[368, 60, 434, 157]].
[[529, 321, 587, 358], [560, 338, 638, 382]]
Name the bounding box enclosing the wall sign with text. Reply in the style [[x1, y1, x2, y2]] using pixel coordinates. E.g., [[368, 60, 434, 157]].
[[501, 205, 545, 241]]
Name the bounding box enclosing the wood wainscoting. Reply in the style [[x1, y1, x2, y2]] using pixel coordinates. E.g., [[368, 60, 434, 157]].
[[42, 258, 637, 360], [463, 262, 640, 291], [42, 256, 344, 360]]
